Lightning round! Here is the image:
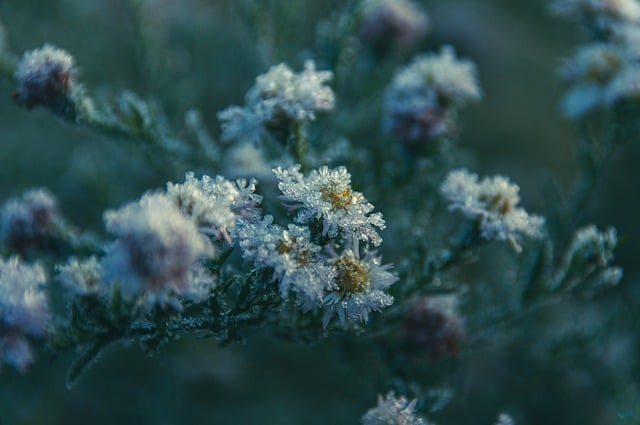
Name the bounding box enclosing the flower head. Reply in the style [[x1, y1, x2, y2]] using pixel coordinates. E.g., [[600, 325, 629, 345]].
[[57, 256, 104, 296], [0, 188, 59, 254], [218, 61, 334, 144], [384, 46, 481, 146], [358, 0, 429, 52], [361, 392, 428, 425], [167, 172, 262, 244], [102, 193, 212, 308], [322, 250, 396, 327], [273, 165, 385, 246], [551, 0, 640, 27], [441, 169, 545, 251], [14, 44, 76, 111], [0, 257, 49, 371]]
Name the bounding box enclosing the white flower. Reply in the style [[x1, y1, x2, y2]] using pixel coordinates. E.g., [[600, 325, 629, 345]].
[[166, 172, 262, 244], [494, 413, 515, 425], [273, 165, 385, 246], [361, 392, 428, 425], [358, 0, 429, 50], [0, 257, 49, 371], [604, 63, 640, 103], [224, 140, 276, 181], [218, 61, 335, 143], [0, 188, 58, 253], [102, 193, 213, 308], [236, 216, 334, 310], [551, 0, 640, 25], [322, 249, 396, 327], [14, 44, 76, 109], [57, 256, 104, 295], [441, 169, 545, 251], [384, 46, 481, 143]]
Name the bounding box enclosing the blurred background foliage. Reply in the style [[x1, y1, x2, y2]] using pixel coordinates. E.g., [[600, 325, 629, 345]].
[[0, 0, 638, 424]]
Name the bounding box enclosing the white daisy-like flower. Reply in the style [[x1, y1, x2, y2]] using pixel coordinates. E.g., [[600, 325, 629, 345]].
[[102, 193, 213, 309], [322, 249, 396, 327], [166, 172, 263, 244], [273, 165, 385, 246], [441, 169, 545, 251], [0, 257, 49, 371], [384, 46, 481, 143], [57, 256, 104, 296], [15, 44, 76, 109], [218, 61, 335, 143], [236, 216, 334, 310], [0, 188, 59, 253], [361, 392, 428, 425]]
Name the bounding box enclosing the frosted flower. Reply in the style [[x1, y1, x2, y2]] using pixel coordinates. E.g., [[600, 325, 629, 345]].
[[358, 0, 429, 51], [218, 61, 335, 143], [494, 413, 515, 425], [57, 256, 104, 295], [14, 44, 76, 109], [441, 169, 545, 251], [102, 193, 212, 308], [236, 216, 334, 310], [404, 296, 466, 358], [322, 250, 396, 327], [550, 0, 640, 26], [0, 257, 49, 371], [0, 188, 59, 254], [384, 47, 481, 145], [166, 172, 262, 244], [274, 165, 385, 246], [361, 392, 428, 425]]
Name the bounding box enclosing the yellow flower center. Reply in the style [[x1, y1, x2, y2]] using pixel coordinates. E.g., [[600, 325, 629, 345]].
[[335, 256, 370, 294], [320, 184, 353, 210], [479, 194, 512, 215], [277, 239, 312, 266]]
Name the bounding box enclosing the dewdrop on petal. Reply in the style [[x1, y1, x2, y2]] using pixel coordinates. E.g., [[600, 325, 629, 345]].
[[361, 392, 428, 425], [441, 169, 545, 251], [102, 193, 213, 308], [0, 257, 50, 371], [384, 46, 481, 149], [0, 189, 59, 254], [14, 44, 77, 115], [358, 0, 429, 52]]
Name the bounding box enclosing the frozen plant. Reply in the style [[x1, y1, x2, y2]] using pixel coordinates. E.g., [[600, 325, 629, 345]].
[[384, 46, 482, 150], [56, 256, 104, 296], [441, 169, 545, 251], [362, 392, 429, 425], [358, 0, 429, 52], [218, 61, 335, 145], [550, 0, 640, 28], [101, 193, 213, 309], [0, 257, 49, 371]]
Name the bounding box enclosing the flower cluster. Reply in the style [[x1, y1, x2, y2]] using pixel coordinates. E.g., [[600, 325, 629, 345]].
[[237, 165, 396, 327], [555, 0, 640, 116], [358, 0, 429, 52], [218, 61, 335, 144], [102, 193, 213, 309], [166, 172, 262, 244], [0, 257, 49, 371], [384, 46, 482, 149], [361, 392, 429, 425], [0, 188, 59, 254], [441, 169, 545, 251]]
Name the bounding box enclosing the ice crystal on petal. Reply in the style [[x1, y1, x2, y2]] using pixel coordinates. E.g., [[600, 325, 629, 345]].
[[441, 169, 545, 251], [166, 172, 262, 243], [322, 250, 396, 327], [102, 193, 212, 308], [361, 392, 428, 425], [0, 257, 49, 371], [273, 165, 385, 246]]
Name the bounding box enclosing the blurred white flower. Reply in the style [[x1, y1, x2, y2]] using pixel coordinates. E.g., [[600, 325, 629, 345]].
[[57, 256, 104, 296], [358, 0, 429, 51], [361, 392, 428, 425]]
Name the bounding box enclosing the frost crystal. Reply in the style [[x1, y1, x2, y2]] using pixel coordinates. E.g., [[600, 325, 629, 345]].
[[384, 46, 481, 145], [0, 257, 49, 371], [218, 61, 335, 143], [102, 193, 212, 308], [14, 44, 76, 109], [441, 169, 545, 251], [0, 188, 59, 254], [358, 0, 429, 51], [166, 172, 263, 244], [361, 392, 428, 425], [236, 216, 334, 310], [57, 256, 104, 295], [273, 165, 385, 246], [322, 250, 396, 327]]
